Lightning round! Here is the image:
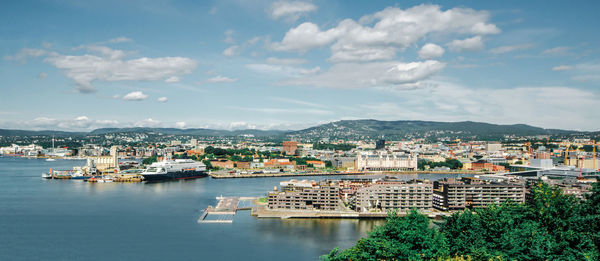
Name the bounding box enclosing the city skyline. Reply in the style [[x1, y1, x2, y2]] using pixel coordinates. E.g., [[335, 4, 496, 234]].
[[2, 0, 600, 131]]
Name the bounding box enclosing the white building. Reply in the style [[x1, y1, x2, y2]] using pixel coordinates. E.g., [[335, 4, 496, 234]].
[[356, 151, 417, 171]]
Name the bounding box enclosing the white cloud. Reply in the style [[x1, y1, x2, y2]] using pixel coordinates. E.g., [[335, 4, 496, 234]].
[[552, 65, 573, 71], [247, 36, 261, 45], [229, 106, 332, 115], [224, 29, 235, 44], [4, 48, 46, 62], [175, 121, 186, 128], [448, 36, 484, 52], [542, 46, 570, 55], [7, 116, 119, 131], [489, 43, 533, 54], [108, 37, 132, 43], [206, 75, 237, 83], [37, 72, 48, 79], [299, 66, 320, 74], [122, 91, 148, 101], [271, 22, 341, 52], [222, 45, 239, 56], [418, 43, 445, 59], [164, 76, 180, 83], [570, 62, 600, 82], [157, 97, 168, 103], [270, 96, 325, 108], [135, 118, 161, 127], [272, 4, 499, 61], [40, 46, 197, 93], [360, 81, 600, 130], [281, 60, 445, 89], [266, 57, 307, 65], [270, 1, 317, 23]]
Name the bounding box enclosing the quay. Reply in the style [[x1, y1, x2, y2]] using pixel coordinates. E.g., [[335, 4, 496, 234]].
[[209, 170, 484, 179], [198, 196, 257, 223], [251, 203, 452, 219]]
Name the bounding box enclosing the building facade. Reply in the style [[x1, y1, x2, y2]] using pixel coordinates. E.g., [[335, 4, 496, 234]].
[[354, 180, 433, 212], [433, 177, 526, 211], [267, 180, 342, 211], [356, 151, 417, 171]]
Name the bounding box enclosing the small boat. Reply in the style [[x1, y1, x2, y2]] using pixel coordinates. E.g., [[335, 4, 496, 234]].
[[46, 158, 56, 162], [87, 175, 114, 183], [41, 172, 52, 179]]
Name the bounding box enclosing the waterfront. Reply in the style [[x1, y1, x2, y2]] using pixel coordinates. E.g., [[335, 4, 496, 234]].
[[0, 157, 473, 260]]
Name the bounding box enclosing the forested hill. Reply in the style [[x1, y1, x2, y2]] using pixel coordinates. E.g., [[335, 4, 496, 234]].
[[287, 120, 580, 140]]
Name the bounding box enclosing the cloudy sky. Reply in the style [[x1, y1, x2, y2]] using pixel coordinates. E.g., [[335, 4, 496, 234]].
[[1, 0, 599, 131]]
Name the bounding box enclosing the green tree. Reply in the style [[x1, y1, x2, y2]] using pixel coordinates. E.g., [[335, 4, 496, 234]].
[[323, 210, 449, 260], [142, 156, 157, 165]]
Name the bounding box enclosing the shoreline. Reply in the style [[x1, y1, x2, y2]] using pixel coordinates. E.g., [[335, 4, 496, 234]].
[[210, 170, 486, 179]]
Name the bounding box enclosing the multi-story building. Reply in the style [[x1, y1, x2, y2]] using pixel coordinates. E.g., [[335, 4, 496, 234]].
[[356, 151, 417, 171], [433, 177, 526, 211], [354, 179, 433, 213], [267, 180, 342, 211], [332, 157, 356, 170], [282, 141, 298, 156]]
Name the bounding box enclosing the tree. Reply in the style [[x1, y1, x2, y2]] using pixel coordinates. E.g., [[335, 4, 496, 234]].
[[142, 156, 157, 165], [323, 210, 449, 260], [582, 181, 600, 252]]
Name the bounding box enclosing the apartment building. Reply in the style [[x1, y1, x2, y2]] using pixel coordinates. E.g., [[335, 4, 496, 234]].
[[267, 180, 342, 211], [354, 179, 433, 212], [433, 177, 526, 211]]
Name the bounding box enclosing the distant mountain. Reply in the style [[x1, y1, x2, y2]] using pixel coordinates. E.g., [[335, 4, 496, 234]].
[[0, 129, 86, 137], [0, 120, 592, 140], [89, 127, 287, 137], [287, 120, 581, 140]]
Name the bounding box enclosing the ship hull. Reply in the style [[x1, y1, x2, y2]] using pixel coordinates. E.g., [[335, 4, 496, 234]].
[[142, 170, 207, 182]]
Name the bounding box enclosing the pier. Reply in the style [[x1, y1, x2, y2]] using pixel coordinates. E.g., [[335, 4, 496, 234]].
[[197, 196, 257, 223]]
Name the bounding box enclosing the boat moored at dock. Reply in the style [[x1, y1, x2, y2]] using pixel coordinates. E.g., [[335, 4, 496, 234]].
[[141, 159, 207, 181]]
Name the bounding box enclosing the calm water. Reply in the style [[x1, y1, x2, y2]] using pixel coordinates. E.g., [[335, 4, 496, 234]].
[[0, 157, 471, 260]]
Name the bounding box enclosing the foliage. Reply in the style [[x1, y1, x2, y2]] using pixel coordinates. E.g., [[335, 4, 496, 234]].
[[288, 157, 321, 165], [202, 159, 214, 170], [418, 159, 463, 170], [313, 142, 356, 151], [325, 180, 600, 260], [323, 210, 449, 261], [142, 155, 157, 165]]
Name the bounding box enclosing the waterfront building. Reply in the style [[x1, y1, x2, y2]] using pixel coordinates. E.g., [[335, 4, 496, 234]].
[[433, 177, 526, 211], [356, 151, 417, 171], [306, 160, 325, 168], [267, 180, 342, 211], [354, 179, 433, 213], [264, 158, 296, 170], [210, 159, 234, 169]]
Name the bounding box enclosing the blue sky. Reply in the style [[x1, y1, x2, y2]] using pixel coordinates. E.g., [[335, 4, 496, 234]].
[[1, 0, 599, 131]]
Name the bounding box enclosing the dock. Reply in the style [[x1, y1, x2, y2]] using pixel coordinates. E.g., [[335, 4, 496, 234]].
[[197, 196, 257, 223]]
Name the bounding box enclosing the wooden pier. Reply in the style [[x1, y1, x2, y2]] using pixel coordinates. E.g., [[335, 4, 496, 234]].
[[197, 197, 257, 223]]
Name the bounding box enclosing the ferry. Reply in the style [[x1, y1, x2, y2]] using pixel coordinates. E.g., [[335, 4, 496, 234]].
[[141, 159, 207, 181]]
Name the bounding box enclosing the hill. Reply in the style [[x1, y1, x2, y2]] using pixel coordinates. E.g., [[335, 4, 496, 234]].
[[287, 120, 579, 140]]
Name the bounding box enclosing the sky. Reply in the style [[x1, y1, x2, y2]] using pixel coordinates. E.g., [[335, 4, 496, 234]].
[[1, 0, 599, 131]]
